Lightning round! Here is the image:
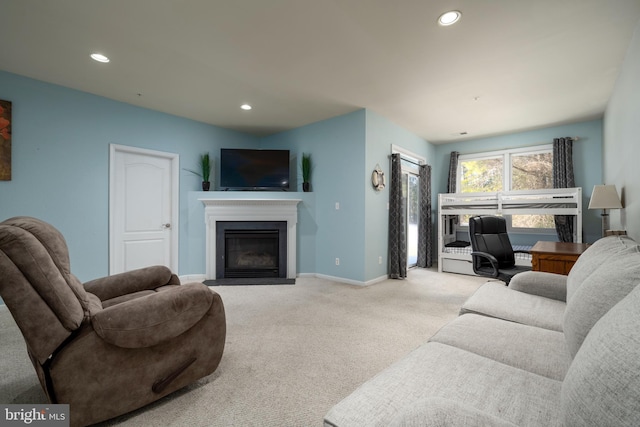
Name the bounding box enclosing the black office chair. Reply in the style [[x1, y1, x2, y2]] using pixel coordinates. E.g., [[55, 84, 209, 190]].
[[468, 215, 531, 285]]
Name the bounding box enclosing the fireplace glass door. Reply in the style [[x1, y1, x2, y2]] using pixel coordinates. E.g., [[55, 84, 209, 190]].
[[225, 229, 279, 277], [216, 221, 287, 279]]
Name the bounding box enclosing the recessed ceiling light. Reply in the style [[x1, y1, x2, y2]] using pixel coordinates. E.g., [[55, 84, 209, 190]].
[[90, 53, 110, 63], [438, 10, 461, 26], [240, 104, 252, 111]]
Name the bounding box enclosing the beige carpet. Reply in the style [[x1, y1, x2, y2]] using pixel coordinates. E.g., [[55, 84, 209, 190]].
[[0, 268, 486, 426]]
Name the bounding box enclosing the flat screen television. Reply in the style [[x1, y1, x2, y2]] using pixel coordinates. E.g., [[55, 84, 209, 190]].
[[220, 148, 290, 191]]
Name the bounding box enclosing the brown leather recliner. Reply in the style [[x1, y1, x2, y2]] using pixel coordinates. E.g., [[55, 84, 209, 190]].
[[0, 216, 226, 427]]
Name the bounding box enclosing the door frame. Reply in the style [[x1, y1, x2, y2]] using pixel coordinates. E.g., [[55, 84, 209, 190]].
[[392, 144, 426, 270], [109, 144, 180, 275]]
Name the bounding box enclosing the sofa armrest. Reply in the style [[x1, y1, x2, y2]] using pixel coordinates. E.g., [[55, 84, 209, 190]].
[[508, 271, 567, 301], [92, 283, 215, 348], [388, 397, 519, 427], [83, 265, 180, 301]]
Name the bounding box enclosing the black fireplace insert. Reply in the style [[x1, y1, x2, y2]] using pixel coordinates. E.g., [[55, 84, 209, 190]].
[[216, 221, 287, 279]]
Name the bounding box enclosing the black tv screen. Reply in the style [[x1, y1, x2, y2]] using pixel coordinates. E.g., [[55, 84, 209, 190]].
[[220, 149, 290, 190]]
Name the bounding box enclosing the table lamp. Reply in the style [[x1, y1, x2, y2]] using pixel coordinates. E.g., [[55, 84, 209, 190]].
[[588, 185, 622, 237]]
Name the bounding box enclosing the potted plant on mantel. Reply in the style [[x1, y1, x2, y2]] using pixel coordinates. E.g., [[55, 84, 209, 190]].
[[301, 153, 312, 192], [186, 152, 213, 191]]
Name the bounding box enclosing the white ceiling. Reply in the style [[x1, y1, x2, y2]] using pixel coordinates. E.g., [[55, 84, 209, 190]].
[[1, 1, 639, 144]]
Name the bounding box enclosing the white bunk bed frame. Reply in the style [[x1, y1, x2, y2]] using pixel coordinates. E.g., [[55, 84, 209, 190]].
[[438, 187, 582, 275]]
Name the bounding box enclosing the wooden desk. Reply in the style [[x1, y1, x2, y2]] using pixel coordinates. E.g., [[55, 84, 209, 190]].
[[530, 241, 591, 275]]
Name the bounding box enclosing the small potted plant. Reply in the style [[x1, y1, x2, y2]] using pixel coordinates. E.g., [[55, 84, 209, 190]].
[[301, 153, 312, 192], [186, 152, 213, 191]]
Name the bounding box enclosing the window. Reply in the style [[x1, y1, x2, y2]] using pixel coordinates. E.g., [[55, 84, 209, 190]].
[[510, 151, 553, 190], [510, 150, 554, 229], [460, 155, 503, 193], [458, 146, 554, 231]]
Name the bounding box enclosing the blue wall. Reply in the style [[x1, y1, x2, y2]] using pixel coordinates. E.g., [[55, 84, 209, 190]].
[[261, 110, 368, 282], [0, 70, 258, 281], [1, 69, 608, 288], [432, 119, 604, 243], [364, 110, 433, 280], [260, 110, 434, 283]]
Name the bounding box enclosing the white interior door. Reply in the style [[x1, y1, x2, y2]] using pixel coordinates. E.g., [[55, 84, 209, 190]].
[[109, 144, 179, 274]]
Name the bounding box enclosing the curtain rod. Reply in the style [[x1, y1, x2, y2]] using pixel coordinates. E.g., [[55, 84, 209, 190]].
[[388, 154, 423, 166], [453, 137, 580, 157]]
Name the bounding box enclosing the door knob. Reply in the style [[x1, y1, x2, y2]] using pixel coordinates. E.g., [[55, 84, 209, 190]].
[[162, 223, 171, 229]]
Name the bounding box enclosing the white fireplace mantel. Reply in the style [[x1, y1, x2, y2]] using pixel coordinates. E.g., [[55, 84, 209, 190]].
[[200, 198, 301, 280]]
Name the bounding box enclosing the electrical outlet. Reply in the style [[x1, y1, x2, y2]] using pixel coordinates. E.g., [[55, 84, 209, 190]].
[[378, 256, 383, 265], [335, 202, 340, 210], [335, 257, 340, 266]]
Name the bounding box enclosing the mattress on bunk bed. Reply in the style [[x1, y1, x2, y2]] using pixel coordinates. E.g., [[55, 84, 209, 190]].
[[441, 242, 533, 276], [443, 242, 533, 260]]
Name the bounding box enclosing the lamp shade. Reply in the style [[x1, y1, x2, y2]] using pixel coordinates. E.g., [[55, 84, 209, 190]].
[[588, 185, 622, 209]]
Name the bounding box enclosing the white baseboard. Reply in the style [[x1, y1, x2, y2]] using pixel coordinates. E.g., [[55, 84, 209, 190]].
[[311, 273, 388, 287], [179, 274, 206, 283], [364, 274, 389, 286]]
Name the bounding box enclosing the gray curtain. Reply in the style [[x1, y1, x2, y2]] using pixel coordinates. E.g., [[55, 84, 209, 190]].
[[445, 151, 460, 232], [553, 137, 575, 242], [447, 151, 459, 193], [417, 163, 432, 268], [388, 153, 407, 279]]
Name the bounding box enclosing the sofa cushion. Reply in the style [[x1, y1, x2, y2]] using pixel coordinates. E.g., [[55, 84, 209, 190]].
[[508, 270, 568, 301], [460, 281, 566, 331], [563, 246, 640, 358], [388, 397, 519, 427], [566, 235, 638, 302], [324, 342, 563, 427], [429, 313, 570, 380], [561, 283, 640, 426]]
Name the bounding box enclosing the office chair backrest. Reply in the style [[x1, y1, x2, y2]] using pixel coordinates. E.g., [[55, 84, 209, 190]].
[[469, 215, 516, 270]]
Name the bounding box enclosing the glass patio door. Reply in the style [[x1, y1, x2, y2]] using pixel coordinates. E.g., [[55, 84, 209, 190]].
[[401, 161, 420, 268]]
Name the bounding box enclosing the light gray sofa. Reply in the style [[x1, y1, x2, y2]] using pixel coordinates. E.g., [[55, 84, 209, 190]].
[[324, 235, 640, 426]]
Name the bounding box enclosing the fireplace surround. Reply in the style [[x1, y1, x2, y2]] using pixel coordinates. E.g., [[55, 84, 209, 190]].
[[200, 198, 301, 280]]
